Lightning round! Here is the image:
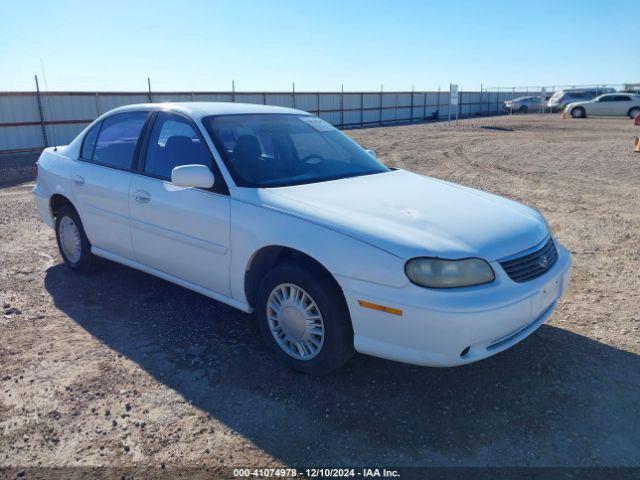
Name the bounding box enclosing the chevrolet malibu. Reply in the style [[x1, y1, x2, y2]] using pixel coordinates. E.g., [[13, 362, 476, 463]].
[[33, 103, 572, 374]]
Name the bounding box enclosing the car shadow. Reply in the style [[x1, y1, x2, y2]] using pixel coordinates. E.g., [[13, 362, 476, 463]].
[[44, 260, 640, 466]]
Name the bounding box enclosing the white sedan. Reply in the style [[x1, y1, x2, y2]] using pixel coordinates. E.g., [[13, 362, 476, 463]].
[[566, 93, 640, 118], [33, 103, 572, 374]]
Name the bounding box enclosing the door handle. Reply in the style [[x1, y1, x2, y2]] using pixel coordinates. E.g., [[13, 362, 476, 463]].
[[134, 190, 151, 203], [72, 175, 85, 186]]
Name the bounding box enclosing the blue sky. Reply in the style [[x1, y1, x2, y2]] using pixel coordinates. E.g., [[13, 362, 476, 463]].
[[2, 0, 638, 92]]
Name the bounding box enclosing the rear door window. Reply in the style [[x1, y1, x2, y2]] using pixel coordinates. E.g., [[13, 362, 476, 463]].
[[93, 111, 149, 170]]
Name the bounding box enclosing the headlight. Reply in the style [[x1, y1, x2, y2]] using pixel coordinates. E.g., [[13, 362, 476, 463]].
[[405, 257, 495, 288]]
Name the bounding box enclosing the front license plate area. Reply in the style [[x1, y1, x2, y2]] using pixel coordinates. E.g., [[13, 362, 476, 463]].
[[533, 277, 561, 316]]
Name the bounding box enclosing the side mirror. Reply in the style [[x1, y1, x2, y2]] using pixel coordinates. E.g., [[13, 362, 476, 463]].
[[171, 164, 215, 189], [366, 149, 377, 158]]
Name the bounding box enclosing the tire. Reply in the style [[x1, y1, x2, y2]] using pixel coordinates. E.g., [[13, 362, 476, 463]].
[[571, 107, 586, 118], [255, 258, 354, 375], [628, 107, 640, 119], [518, 105, 528, 114], [55, 204, 94, 273]]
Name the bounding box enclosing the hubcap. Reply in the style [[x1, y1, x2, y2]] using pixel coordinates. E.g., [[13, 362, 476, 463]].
[[59, 216, 82, 264], [266, 283, 325, 361]]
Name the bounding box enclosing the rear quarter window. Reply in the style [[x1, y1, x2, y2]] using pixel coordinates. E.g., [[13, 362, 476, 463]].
[[93, 111, 149, 170], [80, 123, 100, 160]]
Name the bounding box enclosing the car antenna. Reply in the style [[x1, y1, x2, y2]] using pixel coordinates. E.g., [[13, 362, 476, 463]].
[[40, 59, 58, 152]]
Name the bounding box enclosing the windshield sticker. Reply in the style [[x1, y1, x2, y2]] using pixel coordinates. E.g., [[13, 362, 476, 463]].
[[299, 116, 337, 132]]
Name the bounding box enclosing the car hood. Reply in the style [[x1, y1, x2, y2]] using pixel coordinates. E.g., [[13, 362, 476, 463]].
[[256, 169, 548, 261]]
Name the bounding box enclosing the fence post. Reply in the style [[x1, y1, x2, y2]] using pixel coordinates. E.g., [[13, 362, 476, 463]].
[[510, 87, 515, 115], [437, 86, 441, 120], [480, 83, 483, 116], [360, 92, 364, 127], [379, 84, 383, 126], [395, 92, 398, 123], [410, 85, 414, 123], [423, 89, 427, 120], [340, 84, 344, 128], [95, 92, 101, 117], [292, 82, 296, 108], [458, 86, 462, 120], [232, 80, 235, 102], [34, 75, 48, 148], [263, 92, 266, 104], [147, 77, 152, 102]]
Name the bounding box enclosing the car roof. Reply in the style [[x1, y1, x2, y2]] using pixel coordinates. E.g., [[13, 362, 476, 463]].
[[103, 102, 309, 120], [561, 88, 612, 93]]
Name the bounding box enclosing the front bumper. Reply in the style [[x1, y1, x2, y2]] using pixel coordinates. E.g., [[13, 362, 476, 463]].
[[338, 243, 572, 367]]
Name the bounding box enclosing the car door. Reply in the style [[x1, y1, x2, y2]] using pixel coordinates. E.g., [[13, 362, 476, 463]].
[[72, 111, 150, 259], [587, 95, 611, 115], [610, 95, 632, 116], [129, 111, 231, 296]]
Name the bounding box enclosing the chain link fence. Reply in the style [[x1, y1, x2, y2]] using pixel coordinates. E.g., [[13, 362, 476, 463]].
[[1, 79, 638, 154]]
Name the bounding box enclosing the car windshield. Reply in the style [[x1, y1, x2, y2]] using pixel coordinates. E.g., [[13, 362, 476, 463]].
[[204, 114, 389, 188]]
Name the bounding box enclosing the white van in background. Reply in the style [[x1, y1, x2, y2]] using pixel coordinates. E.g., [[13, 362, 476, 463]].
[[547, 88, 615, 112]]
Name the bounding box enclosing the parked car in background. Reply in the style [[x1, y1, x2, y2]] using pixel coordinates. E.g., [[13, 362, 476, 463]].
[[33, 102, 572, 374], [566, 93, 640, 118], [504, 95, 550, 113], [547, 88, 615, 112]]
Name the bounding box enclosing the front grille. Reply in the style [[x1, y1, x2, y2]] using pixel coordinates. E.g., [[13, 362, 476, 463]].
[[499, 237, 558, 283]]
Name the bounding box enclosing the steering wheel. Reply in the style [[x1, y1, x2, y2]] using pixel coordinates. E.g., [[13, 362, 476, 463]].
[[301, 154, 325, 165]]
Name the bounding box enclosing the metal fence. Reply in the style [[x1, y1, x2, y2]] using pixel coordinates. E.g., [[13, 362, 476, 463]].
[[2, 78, 637, 154], [0, 86, 533, 154]]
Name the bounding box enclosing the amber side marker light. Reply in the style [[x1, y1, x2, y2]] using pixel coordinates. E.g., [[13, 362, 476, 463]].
[[358, 300, 403, 316]]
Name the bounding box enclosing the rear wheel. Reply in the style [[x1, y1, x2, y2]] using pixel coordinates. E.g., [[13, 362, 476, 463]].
[[571, 107, 586, 118], [628, 107, 640, 119], [256, 259, 354, 375], [518, 105, 528, 114], [55, 205, 94, 273]]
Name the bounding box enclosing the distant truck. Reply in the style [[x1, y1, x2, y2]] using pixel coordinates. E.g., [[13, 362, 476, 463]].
[[547, 88, 615, 112], [622, 84, 640, 94]]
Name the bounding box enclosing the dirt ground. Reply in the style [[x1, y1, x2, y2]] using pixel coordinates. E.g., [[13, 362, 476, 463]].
[[1, 115, 639, 473]]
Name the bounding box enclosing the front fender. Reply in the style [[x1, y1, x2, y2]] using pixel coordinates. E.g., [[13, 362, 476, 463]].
[[229, 198, 409, 304]]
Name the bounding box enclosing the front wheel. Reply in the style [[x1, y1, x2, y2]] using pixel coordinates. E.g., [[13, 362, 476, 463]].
[[628, 107, 640, 120], [570, 107, 586, 118], [256, 259, 354, 375], [518, 105, 528, 114], [55, 204, 95, 273]]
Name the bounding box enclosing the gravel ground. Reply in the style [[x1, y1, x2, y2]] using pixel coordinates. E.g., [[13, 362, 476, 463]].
[[1, 115, 639, 472]]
